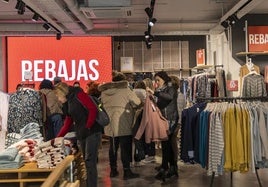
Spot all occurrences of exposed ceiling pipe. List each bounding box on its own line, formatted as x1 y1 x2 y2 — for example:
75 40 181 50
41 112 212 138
22 0 64 33
63 0 94 31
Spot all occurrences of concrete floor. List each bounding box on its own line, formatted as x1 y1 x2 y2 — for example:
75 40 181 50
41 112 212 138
96 141 268 187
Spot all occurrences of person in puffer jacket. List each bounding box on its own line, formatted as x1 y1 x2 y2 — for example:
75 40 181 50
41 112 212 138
98 72 142 180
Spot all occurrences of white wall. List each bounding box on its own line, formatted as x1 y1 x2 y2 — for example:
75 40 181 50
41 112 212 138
207 32 242 97
0 37 3 91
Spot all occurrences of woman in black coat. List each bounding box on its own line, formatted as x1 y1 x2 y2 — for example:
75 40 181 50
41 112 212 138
146 71 179 181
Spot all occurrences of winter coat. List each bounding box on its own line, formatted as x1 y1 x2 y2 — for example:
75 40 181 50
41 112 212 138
39 88 63 116
135 96 169 143
98 81 141 137
154 82 179 133
58 87 102 140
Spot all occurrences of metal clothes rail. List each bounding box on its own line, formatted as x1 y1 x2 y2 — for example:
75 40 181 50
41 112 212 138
196 96 268 103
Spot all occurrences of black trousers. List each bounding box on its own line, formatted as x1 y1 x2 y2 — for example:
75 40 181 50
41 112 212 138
109 135 132 170
161 134 177 170
80 132 102 187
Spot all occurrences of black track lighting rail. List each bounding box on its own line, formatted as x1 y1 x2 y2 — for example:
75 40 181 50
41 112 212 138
10 0 64 39
144 0 156 49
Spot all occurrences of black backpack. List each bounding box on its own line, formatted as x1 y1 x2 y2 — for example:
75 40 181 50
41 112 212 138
89 95 110 127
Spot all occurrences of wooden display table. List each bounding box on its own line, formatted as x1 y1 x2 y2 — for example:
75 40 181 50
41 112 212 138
0 162 53 187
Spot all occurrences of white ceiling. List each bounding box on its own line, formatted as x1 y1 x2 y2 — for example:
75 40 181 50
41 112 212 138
0 0 267 36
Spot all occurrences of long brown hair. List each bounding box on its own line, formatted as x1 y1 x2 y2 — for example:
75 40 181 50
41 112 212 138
85 81 101 97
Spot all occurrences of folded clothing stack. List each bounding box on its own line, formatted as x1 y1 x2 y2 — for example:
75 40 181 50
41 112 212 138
9 139 37 162
0 147 24 169
35 137 67 169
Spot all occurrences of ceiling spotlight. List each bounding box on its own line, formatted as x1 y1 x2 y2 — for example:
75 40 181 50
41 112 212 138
56 33 62 40
32 13 39 22
147 37 153 43
146 41 152 49
145 7 152 17
15 0 25 15
148 18 157 27
144 31 150 39
43 23 52 31
2 0 9 3
220 20 229 29
228 14 239 26
15 1 24 10
17 7 25 15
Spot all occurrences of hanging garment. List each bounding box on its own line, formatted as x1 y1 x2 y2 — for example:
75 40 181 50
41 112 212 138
242 73 267 97
0 91 10 152
135 96 169 143
7 89 43 133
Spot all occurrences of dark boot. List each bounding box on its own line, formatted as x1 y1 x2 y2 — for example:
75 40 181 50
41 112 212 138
110 168 119 178
123 169 140 180
165 165 178 178
155 168 166 181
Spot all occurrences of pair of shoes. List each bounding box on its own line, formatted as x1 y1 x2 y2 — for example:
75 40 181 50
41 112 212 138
123 169 140 180
110 168 119 178
142 156 156 163
134 161 145 167
165 166 178 179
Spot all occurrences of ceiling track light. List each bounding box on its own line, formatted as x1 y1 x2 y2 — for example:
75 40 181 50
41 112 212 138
144 31 150 39
144 0 156 49
32 13 39 21
17 7 25 15
15 0 25 15
220 13 239 29
146 41 152 49
56 33 62 40
145 7 152 17
228 14 239 25
15 0 24 10
148 18 157 27
43 23 52 31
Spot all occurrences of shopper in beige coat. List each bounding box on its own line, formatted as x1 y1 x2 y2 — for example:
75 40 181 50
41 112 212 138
98 72 141 180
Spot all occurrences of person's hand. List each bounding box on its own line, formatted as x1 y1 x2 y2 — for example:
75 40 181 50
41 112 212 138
146 87 154 95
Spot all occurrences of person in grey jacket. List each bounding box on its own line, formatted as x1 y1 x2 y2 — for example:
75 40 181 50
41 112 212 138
146 71 179 181
98 72 141 180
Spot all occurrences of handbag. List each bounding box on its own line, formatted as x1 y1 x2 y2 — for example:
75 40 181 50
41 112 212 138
89 96 110 127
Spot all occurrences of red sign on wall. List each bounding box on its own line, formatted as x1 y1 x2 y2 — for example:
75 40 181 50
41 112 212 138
248 26 268 52
6 36 112 93
196 49 205 66
227 80 238 91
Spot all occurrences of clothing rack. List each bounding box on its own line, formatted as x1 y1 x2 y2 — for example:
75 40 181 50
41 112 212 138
196 96 268 103
197 96 266 187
